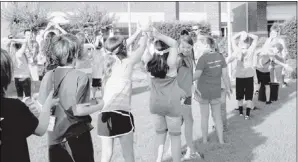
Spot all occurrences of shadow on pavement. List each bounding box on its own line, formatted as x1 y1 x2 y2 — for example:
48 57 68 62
176 81 296 162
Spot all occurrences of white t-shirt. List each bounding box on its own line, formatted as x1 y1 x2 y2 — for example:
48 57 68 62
14 50 31 78
103 57 133 110
234 49 255 78
91 49 105 79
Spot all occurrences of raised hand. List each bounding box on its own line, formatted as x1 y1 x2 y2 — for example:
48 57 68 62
151 27 159 38
46 22 54 28
54 23 61 29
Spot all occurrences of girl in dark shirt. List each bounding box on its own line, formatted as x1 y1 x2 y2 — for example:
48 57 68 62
0 48 59 162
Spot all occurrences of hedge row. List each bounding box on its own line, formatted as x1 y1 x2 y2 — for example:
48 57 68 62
131 21 211 50
281 17 297 60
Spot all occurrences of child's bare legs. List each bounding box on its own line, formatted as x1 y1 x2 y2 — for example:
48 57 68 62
210 100 224 144
119 132 135 162
167 116 182 162
155 132 166 162
170 134 182 162
220 89 228 131
199 102 210 143
164 104 195 157
154 115 168 162
161 133 182 162
182 105 196 156
100 137 114 162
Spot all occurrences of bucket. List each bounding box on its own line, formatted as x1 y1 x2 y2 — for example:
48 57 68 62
270 82 279 101
258 82 279 102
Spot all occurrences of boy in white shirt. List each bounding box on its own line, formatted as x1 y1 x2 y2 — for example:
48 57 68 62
91 34 106 100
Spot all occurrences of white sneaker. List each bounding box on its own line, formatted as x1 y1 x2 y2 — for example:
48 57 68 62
181 152 204 161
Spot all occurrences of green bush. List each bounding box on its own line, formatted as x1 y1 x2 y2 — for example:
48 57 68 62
152 21 211 40
280 17 297 79
131 21 211 50
281 16 297 60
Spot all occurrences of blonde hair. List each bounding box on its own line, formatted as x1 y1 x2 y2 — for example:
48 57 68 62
48 34 83 66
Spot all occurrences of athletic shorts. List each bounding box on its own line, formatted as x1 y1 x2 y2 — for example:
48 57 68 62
153 114 182 136
97 110 134 138
197 95 221 105
92 78 102 88
14 78 31 98
256 69 270 85
236 77 254 101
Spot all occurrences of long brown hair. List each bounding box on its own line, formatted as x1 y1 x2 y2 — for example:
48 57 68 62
179 35 195 63
147 40 170 79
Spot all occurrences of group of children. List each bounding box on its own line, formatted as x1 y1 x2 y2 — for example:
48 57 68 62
1 21 293 162
228 25 292 121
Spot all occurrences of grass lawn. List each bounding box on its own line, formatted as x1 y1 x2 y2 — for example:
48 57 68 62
6 68 296 162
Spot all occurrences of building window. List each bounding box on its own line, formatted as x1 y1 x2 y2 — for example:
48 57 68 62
267 20 285 36
221 26 228 37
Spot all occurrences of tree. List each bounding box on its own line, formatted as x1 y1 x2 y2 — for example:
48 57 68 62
66 3 118 35
1 2 49 35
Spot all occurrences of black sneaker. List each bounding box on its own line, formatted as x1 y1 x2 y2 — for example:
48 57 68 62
239 107 243 116
246 108 251 116
266 101 272 105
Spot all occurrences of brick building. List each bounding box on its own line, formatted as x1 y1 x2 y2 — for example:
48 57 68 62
1 2 297 38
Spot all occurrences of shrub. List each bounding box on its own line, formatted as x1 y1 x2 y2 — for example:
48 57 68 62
152 21 211 40
280 16 297 60
280 17 297 79
131 21 211 50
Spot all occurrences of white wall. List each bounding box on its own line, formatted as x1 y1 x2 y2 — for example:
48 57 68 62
112 12 165 23
267 4 297 20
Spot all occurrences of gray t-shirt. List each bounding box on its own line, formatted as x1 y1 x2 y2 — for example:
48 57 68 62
196 51 227 100
38 67 92 145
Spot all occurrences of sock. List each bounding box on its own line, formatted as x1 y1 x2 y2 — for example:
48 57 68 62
239 106 243 115
246 108 251 116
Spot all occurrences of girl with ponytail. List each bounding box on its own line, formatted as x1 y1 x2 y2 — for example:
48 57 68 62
142 28 186 162
175 33 203 160
97 27 147 162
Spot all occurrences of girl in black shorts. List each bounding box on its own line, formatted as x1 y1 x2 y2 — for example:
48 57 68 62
98 28 147 162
